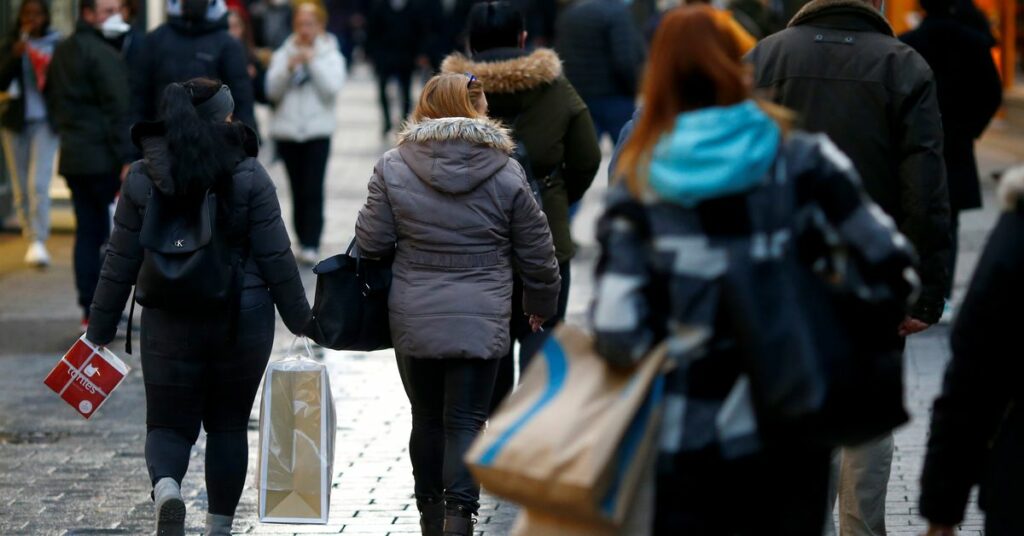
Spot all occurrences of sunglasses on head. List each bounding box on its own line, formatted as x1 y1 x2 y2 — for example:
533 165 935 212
465 72 478 87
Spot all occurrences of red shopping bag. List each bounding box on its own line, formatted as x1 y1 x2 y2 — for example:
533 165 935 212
44 335 130 419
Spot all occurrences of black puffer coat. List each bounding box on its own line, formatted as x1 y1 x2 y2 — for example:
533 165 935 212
749 0 952 324
900 16 1002 213
130 16 256 130
86 122 311 345
919 169 1024 533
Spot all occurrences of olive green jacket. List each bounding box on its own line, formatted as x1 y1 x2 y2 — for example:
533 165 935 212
442 48 601 263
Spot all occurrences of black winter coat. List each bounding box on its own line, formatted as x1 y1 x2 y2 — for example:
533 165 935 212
364 0 427 73
86 122 312 345
555 0 645 100
900 16 1002 213
749 0 951 324
919 172 1024 532
130 16 256 131
46 22 133 176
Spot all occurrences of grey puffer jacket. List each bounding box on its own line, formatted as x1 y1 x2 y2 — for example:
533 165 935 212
355 117 561 359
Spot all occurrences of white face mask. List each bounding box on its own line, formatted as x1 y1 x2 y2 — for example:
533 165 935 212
101 12 131 38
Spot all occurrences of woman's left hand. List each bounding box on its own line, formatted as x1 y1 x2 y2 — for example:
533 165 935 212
528 315 546 333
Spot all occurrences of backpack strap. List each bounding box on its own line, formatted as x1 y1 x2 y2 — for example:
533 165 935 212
125 285 137 355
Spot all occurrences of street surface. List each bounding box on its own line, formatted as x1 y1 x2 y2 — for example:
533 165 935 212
0 65 1021 535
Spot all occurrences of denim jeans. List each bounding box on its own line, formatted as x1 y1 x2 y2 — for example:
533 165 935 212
396 355 500 514
1 121 60 242
585 96 636 144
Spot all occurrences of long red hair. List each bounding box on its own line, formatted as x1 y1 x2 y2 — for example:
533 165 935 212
615 6 785 197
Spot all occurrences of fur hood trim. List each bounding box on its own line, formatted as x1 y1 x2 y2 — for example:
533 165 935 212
440 49 563 94
398 117 515 154
999 166 1024 211
789 0 894 36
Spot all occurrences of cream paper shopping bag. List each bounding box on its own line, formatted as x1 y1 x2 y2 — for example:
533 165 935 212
258 339 336 524
466 324 675 527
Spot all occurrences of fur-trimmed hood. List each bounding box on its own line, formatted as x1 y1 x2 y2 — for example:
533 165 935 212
999 166 1024 211
440 48 563 95
789 0 894 36
396 117 515 195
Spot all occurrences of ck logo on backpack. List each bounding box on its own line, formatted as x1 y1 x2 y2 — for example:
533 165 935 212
175 239 184 248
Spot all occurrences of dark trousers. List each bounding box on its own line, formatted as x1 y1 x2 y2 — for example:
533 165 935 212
585 96 636 144
654 446 831 535
140 288 275 516
376 66 413 133
65 173 121 315
396 354 500 514
948 209 960 299
277 138 331 249
490 262 571 414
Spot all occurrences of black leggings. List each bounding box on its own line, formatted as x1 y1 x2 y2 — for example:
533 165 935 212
396 355 500 514
140 288 275 516
277 138 331 250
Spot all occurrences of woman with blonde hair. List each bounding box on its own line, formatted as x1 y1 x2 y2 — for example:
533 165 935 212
593 6 917 534
355 72 561 536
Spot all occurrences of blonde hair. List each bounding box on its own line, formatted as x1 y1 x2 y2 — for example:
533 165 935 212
412 73 486 122
293 0 327 25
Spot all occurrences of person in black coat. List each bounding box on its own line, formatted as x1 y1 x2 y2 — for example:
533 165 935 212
130 0 256 131
86 79 312 536
365 0 428 135
919 167 1024 536
900 0 1002 306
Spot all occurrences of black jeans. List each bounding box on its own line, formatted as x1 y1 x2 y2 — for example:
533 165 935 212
654 446 831 535
141 288 275 516
277 138 331 250
65 173 120 315
376 66 413 133
396 355 500 514
490 261 570 413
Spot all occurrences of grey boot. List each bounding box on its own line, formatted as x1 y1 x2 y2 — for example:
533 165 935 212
205 513 234 536
153 477 185 536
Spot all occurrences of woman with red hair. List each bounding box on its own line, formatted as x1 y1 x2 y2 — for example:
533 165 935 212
593 6 917 534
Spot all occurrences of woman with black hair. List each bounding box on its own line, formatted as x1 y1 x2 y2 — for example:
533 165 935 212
85 78 313 536
0 0 61 267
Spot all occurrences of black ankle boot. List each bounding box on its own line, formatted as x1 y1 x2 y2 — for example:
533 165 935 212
417 499 445 536
443 505 476 536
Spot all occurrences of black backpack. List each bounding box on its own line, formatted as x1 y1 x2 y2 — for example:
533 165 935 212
126 188 244 352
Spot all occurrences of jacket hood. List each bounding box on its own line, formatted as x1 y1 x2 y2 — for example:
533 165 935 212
999 166 1024 211
440 48 563 94
397 117 514 195
789 0 894 36
167 13 229 35
649 100 781 207
131 121 258 196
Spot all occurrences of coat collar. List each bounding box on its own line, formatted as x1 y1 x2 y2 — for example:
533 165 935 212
789 0 895 37
440 48 563 95
999 166 1024 211
398 117 515 154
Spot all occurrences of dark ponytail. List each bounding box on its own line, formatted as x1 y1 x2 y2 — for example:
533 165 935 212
160 80 229 198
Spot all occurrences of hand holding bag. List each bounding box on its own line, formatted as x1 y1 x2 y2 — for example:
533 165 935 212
309 239 393 351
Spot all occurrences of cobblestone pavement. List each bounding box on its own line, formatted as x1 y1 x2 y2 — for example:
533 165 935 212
1 65 1022 536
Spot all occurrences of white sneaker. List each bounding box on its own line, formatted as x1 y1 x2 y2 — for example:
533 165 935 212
24 241 50 267
297 247 319 265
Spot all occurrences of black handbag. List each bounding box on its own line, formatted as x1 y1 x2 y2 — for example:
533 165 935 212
310 240 393 351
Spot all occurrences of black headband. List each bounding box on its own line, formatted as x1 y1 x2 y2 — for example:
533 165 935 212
194 85 235 122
